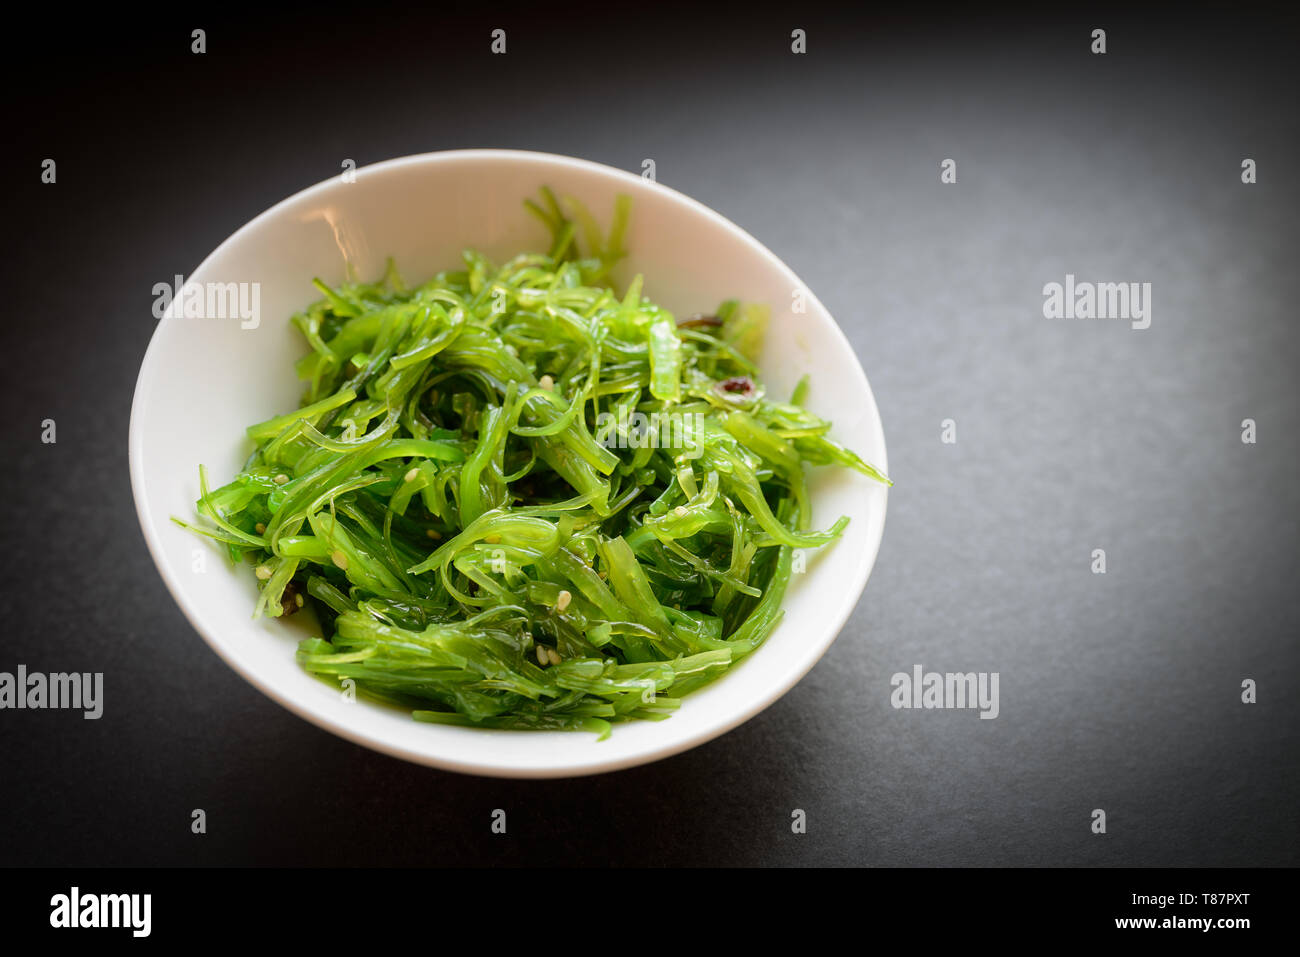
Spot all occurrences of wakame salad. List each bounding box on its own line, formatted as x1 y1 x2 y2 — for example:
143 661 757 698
179 189 889 738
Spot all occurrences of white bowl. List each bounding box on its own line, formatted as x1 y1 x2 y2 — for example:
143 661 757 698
129 150 888 778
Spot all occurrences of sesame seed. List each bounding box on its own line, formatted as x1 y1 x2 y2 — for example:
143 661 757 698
426 529 441 539
273 473 289 485
547 647 562 666
255 565 272 580
255 523 266 534
674 505 688 517
539 374 554 391
598 570 607 579
295 593 304 608
536 645 549 666
556 589 572 612
484 534 500 544
404 467 419 482
331 550 349 571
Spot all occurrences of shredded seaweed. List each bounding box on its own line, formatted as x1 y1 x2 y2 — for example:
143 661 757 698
177 190 890 738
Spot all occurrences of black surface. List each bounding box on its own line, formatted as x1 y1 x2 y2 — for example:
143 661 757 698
2 4 1296 866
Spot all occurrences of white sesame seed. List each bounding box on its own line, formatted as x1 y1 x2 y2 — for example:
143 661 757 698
539 374 554 391
426 529 441 539
555 589 572 613
547 647 562 666
484 534 500 544
254 565 272 580
295 593 304 608
674 505 688 517
273 473 289 485
331 549 349 571
255 523 266 534
404 467 419 482
536 645 549 666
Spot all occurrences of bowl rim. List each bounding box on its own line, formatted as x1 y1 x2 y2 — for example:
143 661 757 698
128 148 888 778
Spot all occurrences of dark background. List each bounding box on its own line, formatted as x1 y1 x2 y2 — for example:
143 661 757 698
2 3 1296 866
